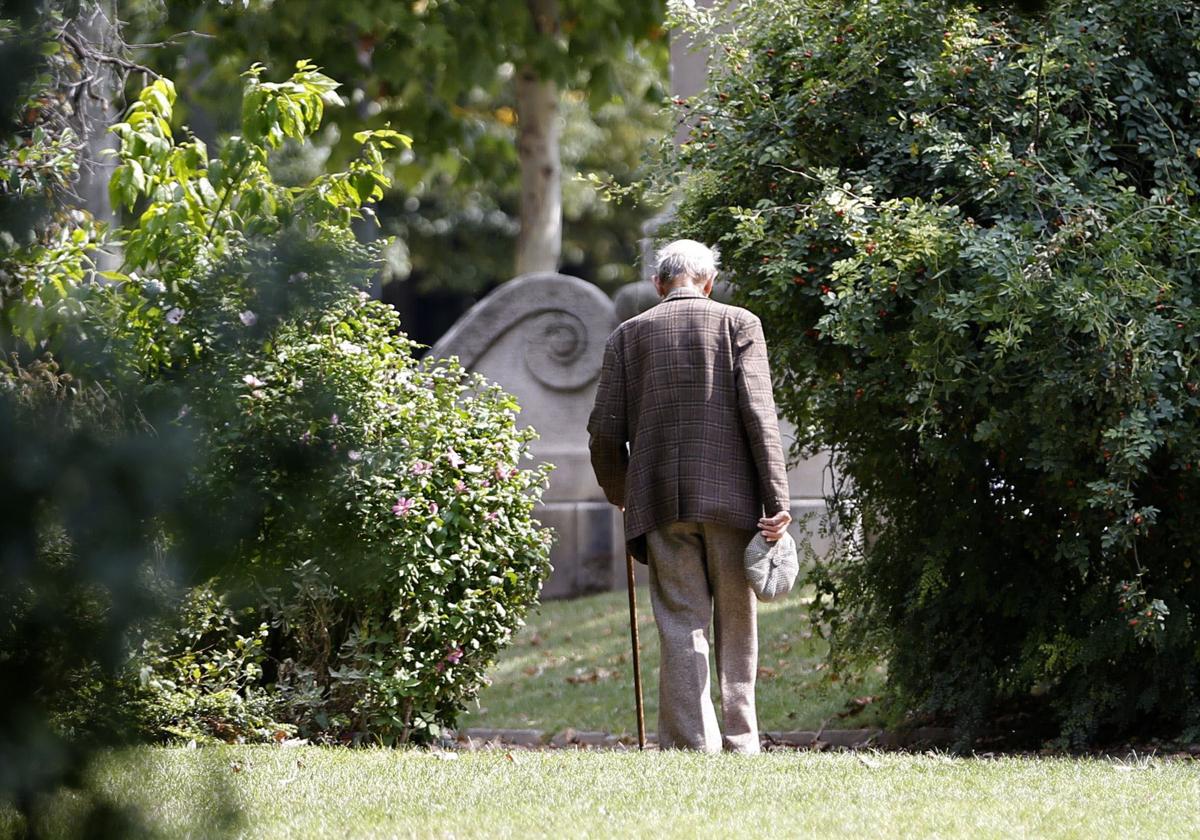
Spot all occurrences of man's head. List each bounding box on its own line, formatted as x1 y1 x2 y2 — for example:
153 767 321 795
653 239 719 298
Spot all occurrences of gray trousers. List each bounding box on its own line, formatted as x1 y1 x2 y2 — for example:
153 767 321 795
646 521 759 754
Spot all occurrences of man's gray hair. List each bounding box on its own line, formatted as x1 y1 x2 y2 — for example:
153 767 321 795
655 239 720 286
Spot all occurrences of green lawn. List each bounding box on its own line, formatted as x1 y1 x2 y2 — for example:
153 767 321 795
460 586 885 736
12 747 1200 839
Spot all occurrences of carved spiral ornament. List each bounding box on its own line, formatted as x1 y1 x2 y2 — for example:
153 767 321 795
426 272 616 393
524 311 602 391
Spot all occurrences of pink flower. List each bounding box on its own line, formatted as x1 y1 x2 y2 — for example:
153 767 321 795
495 464 515 481
480 479 490 489
410 460 433 476
392 496 415 517
242 374 265 388
454 480 467 494
445 647 463 665
165 307 185 325
348 450 362 462
428 501 439 516
299 431 312 444
485 511 499 522
446 449 464 468
239 310 258 327
330 413 340 426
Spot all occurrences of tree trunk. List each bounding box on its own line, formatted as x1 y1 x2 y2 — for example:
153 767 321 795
73 1 122 271
514 0 562 276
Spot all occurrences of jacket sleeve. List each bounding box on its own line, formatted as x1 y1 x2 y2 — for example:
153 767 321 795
733 315 791 516
587 332 629 508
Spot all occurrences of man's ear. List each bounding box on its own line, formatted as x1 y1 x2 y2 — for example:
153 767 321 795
653 277 666 298
701 276 715 297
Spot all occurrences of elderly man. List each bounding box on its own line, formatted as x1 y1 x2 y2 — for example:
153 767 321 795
587 239 792 754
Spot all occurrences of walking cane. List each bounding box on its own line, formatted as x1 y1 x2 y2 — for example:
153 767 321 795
625 551 647 750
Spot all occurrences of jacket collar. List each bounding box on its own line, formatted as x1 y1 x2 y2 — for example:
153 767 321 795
662 286 708 302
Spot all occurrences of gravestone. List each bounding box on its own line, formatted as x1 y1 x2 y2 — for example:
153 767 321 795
428 273 621 598
429 271 835 599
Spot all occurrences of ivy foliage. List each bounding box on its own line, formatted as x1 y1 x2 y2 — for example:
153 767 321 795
667 0 1200 744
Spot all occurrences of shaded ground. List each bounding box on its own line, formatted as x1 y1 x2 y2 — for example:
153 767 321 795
460 586 886 736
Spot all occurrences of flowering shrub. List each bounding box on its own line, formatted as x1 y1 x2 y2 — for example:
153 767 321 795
666 0 1200 744
73 64 552 744
190 294 551 743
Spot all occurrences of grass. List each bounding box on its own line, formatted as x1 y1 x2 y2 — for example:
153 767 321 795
11 747 1200 839
460 586 885 736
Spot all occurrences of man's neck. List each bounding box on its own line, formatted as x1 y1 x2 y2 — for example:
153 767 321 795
662 283 707 299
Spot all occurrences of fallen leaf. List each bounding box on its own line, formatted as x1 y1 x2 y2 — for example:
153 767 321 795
838 695 876 718
757 666 777 680
566 667 619 685
857 754 882 769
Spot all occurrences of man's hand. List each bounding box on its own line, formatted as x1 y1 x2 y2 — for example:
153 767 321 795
758 510 792 542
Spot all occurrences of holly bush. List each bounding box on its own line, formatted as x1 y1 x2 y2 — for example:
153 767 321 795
666 0 1200 744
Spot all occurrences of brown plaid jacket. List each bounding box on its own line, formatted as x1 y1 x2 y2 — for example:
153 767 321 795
588 286 790 563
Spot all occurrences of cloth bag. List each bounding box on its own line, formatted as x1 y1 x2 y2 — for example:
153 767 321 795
743 530 799 602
